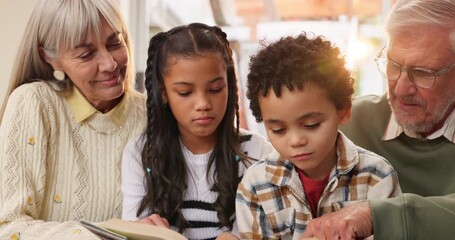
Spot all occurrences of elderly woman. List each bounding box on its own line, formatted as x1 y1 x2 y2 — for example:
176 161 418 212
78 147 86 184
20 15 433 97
0 0 146 238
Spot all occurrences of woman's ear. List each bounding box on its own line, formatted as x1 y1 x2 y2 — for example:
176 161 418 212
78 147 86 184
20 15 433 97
39 46 59 69
339 107 351 125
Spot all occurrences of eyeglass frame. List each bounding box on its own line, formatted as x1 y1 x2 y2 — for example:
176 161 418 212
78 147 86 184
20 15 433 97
374 46 455 89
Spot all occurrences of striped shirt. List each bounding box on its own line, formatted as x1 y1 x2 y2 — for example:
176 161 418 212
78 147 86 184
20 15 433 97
236 132 401 240
121 129 274 240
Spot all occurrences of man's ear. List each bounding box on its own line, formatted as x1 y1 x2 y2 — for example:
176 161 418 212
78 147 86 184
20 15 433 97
39 46 59 69
339 107 352 125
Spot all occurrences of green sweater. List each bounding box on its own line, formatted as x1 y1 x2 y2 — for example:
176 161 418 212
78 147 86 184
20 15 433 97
340 94 455 240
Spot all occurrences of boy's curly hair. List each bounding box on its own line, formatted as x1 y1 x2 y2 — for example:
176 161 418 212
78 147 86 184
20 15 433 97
246 33 355 122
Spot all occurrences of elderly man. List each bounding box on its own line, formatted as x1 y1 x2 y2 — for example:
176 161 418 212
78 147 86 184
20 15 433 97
301 0 455 239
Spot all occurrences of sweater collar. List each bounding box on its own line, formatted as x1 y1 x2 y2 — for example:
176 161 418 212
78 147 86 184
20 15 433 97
265 131 359 187
66 87 128 127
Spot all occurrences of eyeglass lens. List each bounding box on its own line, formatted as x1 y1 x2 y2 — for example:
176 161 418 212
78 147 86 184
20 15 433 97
377 60 435 88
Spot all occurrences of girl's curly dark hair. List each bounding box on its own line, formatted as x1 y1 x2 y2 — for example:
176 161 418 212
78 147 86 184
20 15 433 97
247 33 355 122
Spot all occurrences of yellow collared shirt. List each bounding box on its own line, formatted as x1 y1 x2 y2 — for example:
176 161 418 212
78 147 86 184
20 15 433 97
66 87 128 127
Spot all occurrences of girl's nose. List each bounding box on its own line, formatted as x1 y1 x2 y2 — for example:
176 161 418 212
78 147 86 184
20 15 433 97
195 94 211 111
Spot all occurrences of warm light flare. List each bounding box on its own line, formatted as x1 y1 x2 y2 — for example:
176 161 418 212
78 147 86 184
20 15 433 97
346 39 374 70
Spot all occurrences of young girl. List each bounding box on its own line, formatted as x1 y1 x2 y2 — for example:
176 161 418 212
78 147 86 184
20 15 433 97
121 23 273 240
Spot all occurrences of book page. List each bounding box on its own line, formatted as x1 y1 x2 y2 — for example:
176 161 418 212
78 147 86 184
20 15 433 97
80 220 127 240
99 218 188 240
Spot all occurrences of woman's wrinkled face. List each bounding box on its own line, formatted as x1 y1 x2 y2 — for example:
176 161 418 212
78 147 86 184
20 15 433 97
49 19 129 112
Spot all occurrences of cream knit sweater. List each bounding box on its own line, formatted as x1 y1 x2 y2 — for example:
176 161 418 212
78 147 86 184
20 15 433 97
0 82 146 239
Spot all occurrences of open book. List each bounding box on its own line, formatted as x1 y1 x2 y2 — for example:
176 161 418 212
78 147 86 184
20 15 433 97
81 218 188 240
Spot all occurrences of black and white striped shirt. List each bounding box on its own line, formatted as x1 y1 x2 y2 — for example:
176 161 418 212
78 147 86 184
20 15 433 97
122 129 273 240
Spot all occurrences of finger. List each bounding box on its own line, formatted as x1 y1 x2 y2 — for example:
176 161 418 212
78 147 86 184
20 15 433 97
161 217 170 228
148 214 169 228
136 217 154 225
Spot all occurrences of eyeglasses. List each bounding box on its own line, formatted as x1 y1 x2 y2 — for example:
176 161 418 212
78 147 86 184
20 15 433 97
374 47 455 89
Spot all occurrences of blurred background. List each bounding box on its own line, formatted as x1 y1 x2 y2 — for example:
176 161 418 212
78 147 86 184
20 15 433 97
0 0 396 133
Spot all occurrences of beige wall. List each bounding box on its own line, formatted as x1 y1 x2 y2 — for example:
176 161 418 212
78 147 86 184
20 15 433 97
0 0 38 105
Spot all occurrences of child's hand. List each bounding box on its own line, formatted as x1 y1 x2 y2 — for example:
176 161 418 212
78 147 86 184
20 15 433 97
215 232 239 240
136 214 170 228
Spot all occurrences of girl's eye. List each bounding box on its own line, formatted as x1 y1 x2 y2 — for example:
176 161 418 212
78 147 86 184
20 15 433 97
209 88 222 93
209 85 225 93
177 92 191 97
304 122 321 129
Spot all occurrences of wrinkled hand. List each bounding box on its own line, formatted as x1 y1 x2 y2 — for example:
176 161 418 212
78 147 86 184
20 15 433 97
301 201 373 240
136 213 170 228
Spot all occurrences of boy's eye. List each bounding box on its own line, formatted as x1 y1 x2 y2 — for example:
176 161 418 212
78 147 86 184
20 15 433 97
303 122 321 129
270 128 286 135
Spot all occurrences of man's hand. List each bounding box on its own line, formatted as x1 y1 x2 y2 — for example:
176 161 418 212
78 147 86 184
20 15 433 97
136 213 170 228
301 201 373 240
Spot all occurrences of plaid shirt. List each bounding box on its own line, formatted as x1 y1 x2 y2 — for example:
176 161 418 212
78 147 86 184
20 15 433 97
236 132 401 240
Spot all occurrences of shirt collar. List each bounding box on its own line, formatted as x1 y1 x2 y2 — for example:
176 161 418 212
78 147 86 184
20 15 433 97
383 108 455 143
66 87 128 127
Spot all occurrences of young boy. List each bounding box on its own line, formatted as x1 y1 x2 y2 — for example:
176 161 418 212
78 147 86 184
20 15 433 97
236 33 401 240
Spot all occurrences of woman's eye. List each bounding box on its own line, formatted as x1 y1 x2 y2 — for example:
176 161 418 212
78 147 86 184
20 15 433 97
108 39 123 49
79 51 95 60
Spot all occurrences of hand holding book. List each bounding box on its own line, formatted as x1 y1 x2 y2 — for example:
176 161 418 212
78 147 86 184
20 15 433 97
81 218 187 240
135 214 170 228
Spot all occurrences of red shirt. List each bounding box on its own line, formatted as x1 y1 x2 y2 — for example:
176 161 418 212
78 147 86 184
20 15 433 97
297 168 330 217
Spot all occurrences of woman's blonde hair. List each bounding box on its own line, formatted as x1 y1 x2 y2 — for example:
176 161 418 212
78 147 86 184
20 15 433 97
0 0 135 121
